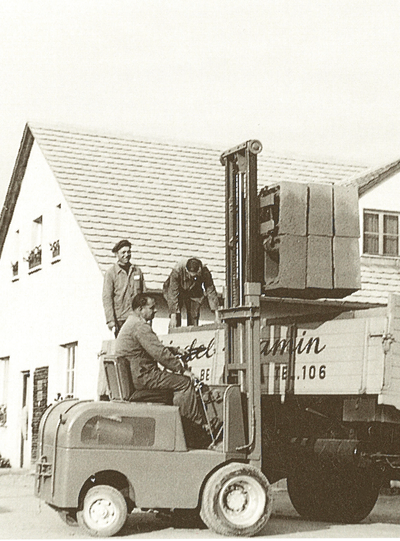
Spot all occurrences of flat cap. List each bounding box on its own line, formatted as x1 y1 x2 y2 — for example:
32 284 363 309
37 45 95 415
112 239 131 253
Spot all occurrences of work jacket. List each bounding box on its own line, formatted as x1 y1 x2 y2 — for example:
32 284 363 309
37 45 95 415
115 313 183 382
163 258 219 314
102 262 145 327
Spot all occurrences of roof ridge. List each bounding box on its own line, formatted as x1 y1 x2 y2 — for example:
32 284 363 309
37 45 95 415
339 155 400 192
27 120 221 153
28 120 371 169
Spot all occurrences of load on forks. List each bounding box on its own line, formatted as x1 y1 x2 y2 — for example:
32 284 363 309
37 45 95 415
35 140 400 537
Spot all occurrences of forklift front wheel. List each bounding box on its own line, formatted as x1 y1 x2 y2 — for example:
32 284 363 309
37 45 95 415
77 485 128 537
200 463 272 537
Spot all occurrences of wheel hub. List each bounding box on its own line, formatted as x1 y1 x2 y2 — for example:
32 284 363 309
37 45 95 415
90 499 115 525
225 484 248 513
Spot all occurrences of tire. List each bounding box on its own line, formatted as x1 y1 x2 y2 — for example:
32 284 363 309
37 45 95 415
76 485 128 537
288 466 381 523
200 463 272 537
56 509 78 527
287 467 325 520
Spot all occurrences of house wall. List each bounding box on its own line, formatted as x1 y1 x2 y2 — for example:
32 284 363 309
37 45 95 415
359 171 400 260
360 171 400 214
0 142 108 467
0 141 216 468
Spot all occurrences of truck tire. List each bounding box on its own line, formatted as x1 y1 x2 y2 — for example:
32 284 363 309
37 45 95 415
287 466 380 523
200 463 272 537
77 485 128 537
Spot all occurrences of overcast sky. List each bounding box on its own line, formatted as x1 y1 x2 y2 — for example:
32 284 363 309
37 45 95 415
1 0 400 205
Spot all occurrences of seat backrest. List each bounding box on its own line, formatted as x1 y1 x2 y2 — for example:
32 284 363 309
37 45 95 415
103 356 134 401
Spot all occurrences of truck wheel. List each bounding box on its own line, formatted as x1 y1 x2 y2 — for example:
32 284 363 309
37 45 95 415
288 467 380 523
77 485 128 537
200 463 272 537
287 468 324 520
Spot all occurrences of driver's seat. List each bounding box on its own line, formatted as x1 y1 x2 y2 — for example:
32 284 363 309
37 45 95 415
103 356 173 404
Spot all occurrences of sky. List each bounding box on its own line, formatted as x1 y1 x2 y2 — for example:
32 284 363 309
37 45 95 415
1 0 400 206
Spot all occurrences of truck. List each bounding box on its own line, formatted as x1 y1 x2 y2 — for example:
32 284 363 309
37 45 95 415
35 140 400 536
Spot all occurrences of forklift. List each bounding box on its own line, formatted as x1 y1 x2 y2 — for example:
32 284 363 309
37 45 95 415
35 140 273 537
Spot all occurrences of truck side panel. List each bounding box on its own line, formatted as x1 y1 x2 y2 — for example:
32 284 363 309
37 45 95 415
379 294 400 409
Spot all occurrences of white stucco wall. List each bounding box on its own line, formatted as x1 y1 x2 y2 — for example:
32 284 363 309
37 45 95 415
0 142 109 467
360 171 400 214
0 142 216 468
358 171 400 260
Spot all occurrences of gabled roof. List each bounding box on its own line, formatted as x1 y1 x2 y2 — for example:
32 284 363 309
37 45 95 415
0 122 385 295
340 156 400 195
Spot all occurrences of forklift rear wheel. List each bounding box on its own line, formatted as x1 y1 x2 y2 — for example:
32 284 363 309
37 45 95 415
77 485 128 537
200 463 272 536
287 466 381 523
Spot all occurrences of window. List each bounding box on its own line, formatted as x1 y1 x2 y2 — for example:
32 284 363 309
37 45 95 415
0 358 9 426
81 415 155 447
363 210 399 256
28 216 43 269
62 342 77 397
51 204 61 260
11 230 19 279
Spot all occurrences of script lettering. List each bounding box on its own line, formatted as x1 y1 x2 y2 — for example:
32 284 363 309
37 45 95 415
261 331 326 357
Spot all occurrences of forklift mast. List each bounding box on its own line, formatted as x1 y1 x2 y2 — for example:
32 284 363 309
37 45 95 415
220 140 263 467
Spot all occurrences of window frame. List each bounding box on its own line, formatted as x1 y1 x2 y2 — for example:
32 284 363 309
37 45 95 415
62 342 77 397
0 358 10 427
363 209 400 257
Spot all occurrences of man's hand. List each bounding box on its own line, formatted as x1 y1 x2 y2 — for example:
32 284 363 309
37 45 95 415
182 368 196 381
214 310 221 324
108 322 115 332
168 345 185 357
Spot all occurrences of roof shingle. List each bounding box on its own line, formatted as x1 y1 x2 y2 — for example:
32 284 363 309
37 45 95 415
27 123 370 292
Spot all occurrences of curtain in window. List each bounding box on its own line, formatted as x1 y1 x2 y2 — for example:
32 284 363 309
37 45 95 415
363 212 379 254
384 215 399 256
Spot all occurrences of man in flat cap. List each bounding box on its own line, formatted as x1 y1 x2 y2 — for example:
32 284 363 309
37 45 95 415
102 240 146 337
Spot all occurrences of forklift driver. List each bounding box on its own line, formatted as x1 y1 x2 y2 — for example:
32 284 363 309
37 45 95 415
115 293 209 446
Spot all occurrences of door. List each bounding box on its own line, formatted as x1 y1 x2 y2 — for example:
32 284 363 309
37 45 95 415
20 371 30 468
31 367 49 462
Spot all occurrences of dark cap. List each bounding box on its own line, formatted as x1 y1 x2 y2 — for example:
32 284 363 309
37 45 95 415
112 239 131 253
186 258 202 272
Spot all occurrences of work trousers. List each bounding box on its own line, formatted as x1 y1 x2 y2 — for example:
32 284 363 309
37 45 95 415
134 368 204 427
114 319 127 338
164 291 203 326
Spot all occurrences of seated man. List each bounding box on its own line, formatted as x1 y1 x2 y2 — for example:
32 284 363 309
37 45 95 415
115 293 207 446
163 257 220 328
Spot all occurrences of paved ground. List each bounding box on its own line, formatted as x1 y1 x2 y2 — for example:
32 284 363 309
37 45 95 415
2 470 400 538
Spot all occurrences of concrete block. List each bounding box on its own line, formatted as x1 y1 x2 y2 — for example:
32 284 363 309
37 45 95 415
333 236 361 289
308 183 333 236
279 182 308 236
307 236 333 289
334 184 360 237
264 235 307 290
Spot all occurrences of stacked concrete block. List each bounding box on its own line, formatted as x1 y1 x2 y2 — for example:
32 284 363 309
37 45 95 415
259 181 360 298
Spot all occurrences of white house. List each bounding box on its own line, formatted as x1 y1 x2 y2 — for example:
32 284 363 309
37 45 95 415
0 122 400 468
